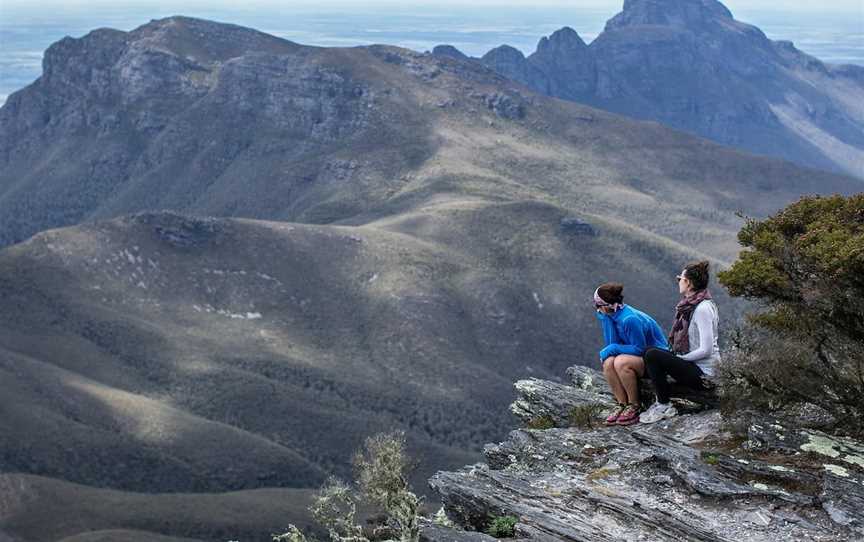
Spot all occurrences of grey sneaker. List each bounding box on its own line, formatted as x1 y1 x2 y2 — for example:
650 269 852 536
639 402 677 424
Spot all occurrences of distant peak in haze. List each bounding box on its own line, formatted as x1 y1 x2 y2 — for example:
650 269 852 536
481 44 527 63
536 27 587 54
606 0 734 31
431 44 468 60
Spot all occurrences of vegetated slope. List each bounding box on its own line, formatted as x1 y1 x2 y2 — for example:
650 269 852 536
0 207 690 489
457 0 864 178
0 473 314 542
0 16 858 260
0 206 699 539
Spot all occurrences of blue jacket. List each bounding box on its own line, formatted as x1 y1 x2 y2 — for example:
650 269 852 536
596 304 669 361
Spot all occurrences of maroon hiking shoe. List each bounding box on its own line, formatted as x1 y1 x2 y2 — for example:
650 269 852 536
605 403 627 425
615 404 641 426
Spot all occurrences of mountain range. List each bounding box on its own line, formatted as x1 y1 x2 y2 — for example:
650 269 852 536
0 5 861 541
433 0 864 178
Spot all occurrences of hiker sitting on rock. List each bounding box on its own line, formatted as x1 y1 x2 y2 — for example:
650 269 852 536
639 261 720 424
594 282 669 426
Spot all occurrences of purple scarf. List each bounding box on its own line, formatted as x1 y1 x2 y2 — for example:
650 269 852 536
670 289 712 354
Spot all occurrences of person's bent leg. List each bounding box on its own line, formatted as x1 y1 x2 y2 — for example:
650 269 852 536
663 353 706 392
645 348 705 403
641 349 705 424
613 354 645 406
612 355 644 425
644 348 674 404
602 357 628 405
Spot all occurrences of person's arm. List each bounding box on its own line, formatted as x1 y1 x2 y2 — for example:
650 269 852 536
612 316 649 357
680 303 715 361
596 311 621 361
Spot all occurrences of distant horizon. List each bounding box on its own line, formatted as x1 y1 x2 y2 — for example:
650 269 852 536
1 0 862 106
2 0 863 12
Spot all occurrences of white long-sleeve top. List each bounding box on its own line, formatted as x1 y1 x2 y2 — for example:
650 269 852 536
678 300 720 376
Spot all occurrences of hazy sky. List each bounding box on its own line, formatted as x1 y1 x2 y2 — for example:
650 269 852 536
1 0 863 11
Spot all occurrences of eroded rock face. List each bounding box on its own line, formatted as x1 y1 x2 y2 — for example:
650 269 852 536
429 367 864 540
0 17 418 246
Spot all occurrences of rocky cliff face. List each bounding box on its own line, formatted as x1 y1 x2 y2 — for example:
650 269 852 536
439 0 864 178
428 366 864 541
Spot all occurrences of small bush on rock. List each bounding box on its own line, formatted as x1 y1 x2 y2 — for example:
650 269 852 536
485 515 518 538
567 404 604 428
273 432 422 542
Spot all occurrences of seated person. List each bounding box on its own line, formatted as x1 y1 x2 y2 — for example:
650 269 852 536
640 261 720 424
593 282 670 426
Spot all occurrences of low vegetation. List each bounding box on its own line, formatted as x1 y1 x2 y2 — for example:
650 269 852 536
274 431 422 542
718 194 864 436
525 415 556 430
484 515 518 538
567 404 605 428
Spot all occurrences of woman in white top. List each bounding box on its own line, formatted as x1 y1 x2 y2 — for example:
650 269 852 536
639 261 720 424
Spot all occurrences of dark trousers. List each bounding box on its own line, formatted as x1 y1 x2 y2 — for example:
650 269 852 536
644 347 706 404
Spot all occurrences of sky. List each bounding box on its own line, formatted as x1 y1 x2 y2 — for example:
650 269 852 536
1 0 863 11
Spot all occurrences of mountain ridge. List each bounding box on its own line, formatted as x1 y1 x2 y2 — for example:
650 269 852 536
1 15 858 257
0 12 861 538
438 0 864 178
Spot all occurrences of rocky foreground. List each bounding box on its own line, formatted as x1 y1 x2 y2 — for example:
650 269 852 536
426 367 864 541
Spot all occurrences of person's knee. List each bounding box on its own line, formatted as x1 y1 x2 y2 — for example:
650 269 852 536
644 348 661 365
615 355 644 375
643 351 658 371
602 356 617 373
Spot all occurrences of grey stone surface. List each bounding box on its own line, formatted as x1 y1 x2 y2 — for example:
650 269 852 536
431 368 863 541
419 522 498 542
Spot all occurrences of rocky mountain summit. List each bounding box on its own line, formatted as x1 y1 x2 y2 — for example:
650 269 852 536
438 0 864 178
0 15 859 256
428 366 864 541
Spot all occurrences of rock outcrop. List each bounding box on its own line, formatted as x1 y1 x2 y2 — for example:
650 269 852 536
428 366 864 541
447 0 864 178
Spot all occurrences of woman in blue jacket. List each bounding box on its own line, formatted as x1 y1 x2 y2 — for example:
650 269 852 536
594 282 669 425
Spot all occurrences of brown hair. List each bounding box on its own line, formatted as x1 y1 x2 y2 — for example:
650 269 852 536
597 282 624 304
683 261 710 291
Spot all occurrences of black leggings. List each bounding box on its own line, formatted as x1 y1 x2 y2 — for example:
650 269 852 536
643 348 706 404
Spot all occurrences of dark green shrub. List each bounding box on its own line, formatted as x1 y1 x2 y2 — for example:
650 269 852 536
485 515 518 538
718 194 864 435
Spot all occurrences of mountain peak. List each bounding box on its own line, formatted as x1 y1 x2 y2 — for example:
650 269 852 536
605 0 734 31
481 44 526 63
129 15 299 62
536 27 587 54
432 44 468 60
